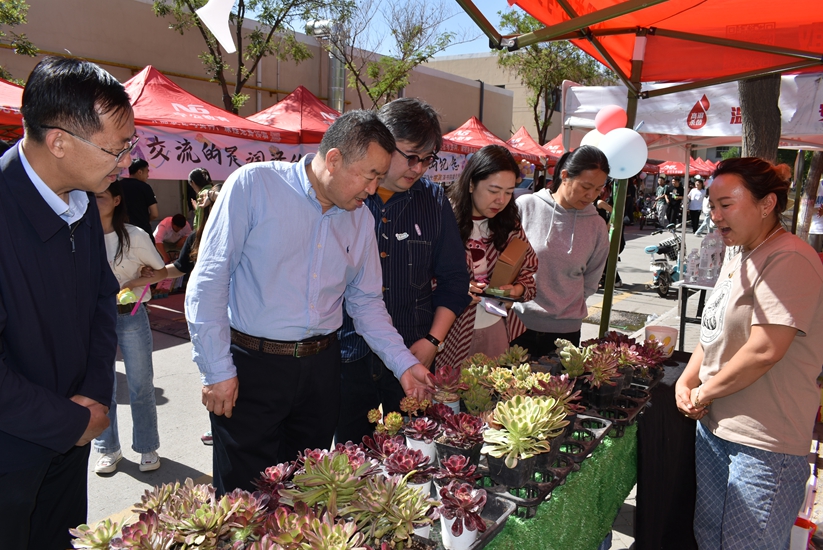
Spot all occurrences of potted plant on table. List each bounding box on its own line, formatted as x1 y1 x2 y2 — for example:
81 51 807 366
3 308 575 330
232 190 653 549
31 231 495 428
481 395 568 487
533 373 586 444
428 363 469 414
582 348 621 410
384 447 438 498
438 480 487 550
436 412 486 467
432 454 481 493
496 345 529 368
404 417 440 464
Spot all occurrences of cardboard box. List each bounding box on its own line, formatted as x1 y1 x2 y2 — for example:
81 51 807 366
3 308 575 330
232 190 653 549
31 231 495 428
489 238 529 288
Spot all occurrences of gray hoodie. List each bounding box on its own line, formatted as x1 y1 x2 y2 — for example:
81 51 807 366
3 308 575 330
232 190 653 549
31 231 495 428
513 189 610 333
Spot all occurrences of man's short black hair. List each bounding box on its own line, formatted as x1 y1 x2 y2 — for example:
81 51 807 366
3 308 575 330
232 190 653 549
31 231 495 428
129 158 149 175
171 214 186 229
318 110 395 164
378 98 442 153
21 56 132 143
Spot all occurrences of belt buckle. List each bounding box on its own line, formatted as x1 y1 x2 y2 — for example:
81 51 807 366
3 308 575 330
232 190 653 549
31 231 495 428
293 343 303 358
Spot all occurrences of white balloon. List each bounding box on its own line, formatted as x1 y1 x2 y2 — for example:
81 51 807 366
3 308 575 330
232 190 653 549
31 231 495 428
196 0 237 53
580 129 604 148
597 128 648 179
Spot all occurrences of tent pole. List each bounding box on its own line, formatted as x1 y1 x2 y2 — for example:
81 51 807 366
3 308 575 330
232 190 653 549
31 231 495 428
599 36 643 337
452 0 503 48
678 147 692 317
792 150 806 234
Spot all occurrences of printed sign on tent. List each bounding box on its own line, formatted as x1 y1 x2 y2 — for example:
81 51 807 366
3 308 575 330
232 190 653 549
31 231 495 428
424 152 466 184
132 126 311 181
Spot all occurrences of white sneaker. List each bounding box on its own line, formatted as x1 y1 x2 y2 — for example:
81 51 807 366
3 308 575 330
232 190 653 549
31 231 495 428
139 451 161 472
94 450 122 474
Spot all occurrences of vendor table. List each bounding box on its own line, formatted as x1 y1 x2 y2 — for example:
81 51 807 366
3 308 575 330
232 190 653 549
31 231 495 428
486 351 698 550
672 281 714 351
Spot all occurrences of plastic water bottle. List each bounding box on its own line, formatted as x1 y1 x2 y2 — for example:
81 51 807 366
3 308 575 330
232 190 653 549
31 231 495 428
710 230 726 280
686 248 699 283
697 234 714 283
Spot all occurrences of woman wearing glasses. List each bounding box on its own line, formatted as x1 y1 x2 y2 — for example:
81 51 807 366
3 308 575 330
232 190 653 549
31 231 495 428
92 179 168 475
437 145 538 367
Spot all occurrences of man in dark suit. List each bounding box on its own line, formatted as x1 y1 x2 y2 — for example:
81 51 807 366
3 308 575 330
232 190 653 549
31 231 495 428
0 56 135 550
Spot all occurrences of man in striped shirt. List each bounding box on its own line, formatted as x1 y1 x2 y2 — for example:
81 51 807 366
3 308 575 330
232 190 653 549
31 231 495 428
336 98 471 444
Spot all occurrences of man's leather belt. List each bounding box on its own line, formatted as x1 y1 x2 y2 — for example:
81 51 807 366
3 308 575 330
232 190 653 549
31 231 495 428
117 303 138 314
230 329 337 358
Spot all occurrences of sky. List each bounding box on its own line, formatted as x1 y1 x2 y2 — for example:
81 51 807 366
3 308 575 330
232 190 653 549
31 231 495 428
434 0 512 57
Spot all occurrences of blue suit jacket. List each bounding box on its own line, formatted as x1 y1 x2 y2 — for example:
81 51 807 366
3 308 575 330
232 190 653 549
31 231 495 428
0 147 118 473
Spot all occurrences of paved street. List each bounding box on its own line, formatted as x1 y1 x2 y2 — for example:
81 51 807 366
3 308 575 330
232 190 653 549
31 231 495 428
87 219 712 530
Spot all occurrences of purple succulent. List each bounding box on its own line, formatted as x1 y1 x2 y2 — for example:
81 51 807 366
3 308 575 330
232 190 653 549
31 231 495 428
428 363 469 394
441 412 485 449
384 447 437 484
532 374 586 414
433 454 480 484
361 432 407 461
439 480 487 536
425 402 456 423
404 416 441 444
253 462 296 508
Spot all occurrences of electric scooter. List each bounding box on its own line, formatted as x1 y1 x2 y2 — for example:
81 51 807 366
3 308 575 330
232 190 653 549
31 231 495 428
645 224 682 297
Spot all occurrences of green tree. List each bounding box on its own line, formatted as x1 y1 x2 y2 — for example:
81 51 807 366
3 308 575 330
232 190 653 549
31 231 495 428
496 10 613 145
322 0 468 110
153 0 350 113
0 0 38 83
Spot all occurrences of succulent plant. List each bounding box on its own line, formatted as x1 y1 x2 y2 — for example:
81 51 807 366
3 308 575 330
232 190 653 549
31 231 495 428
368 409 404 436
424 401 455 424
634 339 667 376
334 441 376 471
584 347 620 388
440 412 486 449
70 519 121 550
482 395 568 468
170 492 238 549
532 373 586 414
461 352 497 370
582 330 635 347
282 451 373 517
458 371 495 415
555 339 593 378
399 396 431 418
260 502 316 549
361 432 406 462
438 480 487 537
429 363 469 402
403 416 441 444
384 447 437 484
253 461 297 507
118 510 175 550
433 454 481 485
299 513 366 550
344 472 440 547
223 489 271 543
497 345 530 368
132 480 182 514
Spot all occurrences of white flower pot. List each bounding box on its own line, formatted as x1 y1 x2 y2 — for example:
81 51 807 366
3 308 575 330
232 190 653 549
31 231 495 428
438 398 461 415
406 436 437 464
440 515 478 550
413 523 431 539
408 479 432 499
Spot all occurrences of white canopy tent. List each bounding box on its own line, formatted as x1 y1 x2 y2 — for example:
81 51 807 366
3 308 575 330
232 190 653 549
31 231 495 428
561 74 823 277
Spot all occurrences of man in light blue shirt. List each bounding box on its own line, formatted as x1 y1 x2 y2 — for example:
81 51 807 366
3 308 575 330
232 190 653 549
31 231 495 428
186 110 433 493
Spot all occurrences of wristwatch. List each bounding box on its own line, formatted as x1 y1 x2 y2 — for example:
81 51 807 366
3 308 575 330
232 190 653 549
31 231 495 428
425 333 445 353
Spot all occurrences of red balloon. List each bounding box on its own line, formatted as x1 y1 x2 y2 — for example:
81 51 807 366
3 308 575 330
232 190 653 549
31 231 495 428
595 105 628 135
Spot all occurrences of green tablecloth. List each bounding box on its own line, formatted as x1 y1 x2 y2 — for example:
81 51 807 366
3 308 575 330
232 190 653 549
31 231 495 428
487 424 638 550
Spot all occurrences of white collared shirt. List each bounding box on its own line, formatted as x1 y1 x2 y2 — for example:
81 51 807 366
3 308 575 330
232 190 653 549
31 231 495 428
18 142 89 225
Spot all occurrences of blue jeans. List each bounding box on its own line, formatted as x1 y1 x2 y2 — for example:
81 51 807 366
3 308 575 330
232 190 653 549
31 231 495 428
93 304 159 454
695 215 714 236
694 422 808 549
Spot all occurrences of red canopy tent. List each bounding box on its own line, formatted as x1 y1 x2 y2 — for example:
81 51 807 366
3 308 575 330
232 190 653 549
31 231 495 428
0 78 23 140
507 126 560 165
658 161 702 176
691 157 714 176
543 134 565 158
247 85 339 144
123 66 301 180
443 117 540 164
124 66 297 144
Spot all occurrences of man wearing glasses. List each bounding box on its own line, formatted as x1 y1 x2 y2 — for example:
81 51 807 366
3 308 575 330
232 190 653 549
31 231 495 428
0 57 135 549
335 98 470 444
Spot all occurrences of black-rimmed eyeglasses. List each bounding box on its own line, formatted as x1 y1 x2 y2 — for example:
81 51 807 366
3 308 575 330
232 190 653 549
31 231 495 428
40 125 139 164
395 148 438 169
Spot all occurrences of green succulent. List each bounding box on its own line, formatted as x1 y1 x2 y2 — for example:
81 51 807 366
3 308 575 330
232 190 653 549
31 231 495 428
497 345 530 368
132 480 182 514
458 368 495 415
261 503 316 549
299 513 366 550
482 395 569 468
70 519 120 550
461 352 498 370
282 452 372 517
172 494 238 549
556 339 593 378
343 473 439 548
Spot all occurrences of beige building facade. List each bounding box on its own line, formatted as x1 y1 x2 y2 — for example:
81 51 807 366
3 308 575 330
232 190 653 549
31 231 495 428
1 0 512 218
426 52 562 145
